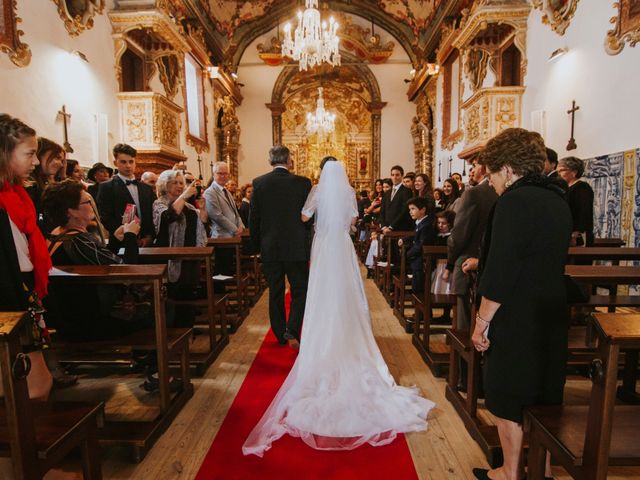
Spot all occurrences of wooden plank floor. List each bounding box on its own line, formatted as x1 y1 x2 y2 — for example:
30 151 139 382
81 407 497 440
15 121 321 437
1 268 639 479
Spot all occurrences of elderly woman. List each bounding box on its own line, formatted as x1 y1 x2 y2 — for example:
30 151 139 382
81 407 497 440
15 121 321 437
153 170 208 301
470 128 571 480
558 156 594 247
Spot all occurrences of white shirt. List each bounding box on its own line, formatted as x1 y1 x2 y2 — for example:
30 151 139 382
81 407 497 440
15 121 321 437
415 216 427 227
118 173 141 218
9 218 33 272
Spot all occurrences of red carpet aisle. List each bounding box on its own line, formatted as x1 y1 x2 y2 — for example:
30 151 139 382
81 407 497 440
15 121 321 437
195 301 420 479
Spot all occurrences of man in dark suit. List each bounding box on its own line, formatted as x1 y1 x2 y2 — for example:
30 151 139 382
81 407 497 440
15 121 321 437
381 165 413 234
250 145 312 346
96 143 155 251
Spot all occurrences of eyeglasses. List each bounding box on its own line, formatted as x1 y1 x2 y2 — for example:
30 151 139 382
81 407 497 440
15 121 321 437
79 199 92 206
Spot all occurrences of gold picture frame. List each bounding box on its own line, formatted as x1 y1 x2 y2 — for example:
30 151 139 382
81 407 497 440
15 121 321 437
606 0 640 55
51 0 105 36
1 0 31 67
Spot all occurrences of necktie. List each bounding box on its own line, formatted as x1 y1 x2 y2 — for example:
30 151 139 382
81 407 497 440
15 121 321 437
391 186 398 201
125 179 138 186
223 188 238 217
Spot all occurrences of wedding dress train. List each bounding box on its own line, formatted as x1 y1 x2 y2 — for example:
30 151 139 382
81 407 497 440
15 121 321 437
242 162 434 457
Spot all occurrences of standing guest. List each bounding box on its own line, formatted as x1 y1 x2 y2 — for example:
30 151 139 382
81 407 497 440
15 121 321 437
27 137 66 234
364 179 383 223
66 159 83 182
397 196 436 295
441 177 461 213
558 156 594 246
239 183 253 228
0 113 53 400
433 188 444 210
452 172 465 194
402 173 415 191
141 171 158 192
381 166 413 234
470 128 571 480
87 161 112 198
432 210 455 300
413 173 431 198
153 170 208 320
543 147 559 178
357 190 371 219
226 178 240 206
204 161 244 275
183 171 196 186
250 145 312 345
96 143 155 250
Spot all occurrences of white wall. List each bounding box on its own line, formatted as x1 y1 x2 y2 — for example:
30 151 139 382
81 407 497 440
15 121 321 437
523 1 640 159
236 18 417 185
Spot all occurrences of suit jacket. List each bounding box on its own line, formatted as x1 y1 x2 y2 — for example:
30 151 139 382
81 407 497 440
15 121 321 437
405 215 437 272
380 184 413 231
446 179 497 293
203 183 244 238
96 176 155 246
250 168 312 262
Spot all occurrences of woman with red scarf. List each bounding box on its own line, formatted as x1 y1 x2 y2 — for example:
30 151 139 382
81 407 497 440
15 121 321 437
0 113 53 400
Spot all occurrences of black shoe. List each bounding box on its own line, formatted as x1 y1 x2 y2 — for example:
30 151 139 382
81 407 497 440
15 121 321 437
141 375 183 393
283 330 299 341
472 468 490 480
277 337 287 346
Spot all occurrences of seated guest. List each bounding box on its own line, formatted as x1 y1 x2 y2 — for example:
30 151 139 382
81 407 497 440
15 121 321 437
558 156 594 246
86 161 112 199
239 183 252 228
398 196 436 294
96 143 155 250
153 170 208 306
470 128 571 480
27 137 66 234
0 113 53 400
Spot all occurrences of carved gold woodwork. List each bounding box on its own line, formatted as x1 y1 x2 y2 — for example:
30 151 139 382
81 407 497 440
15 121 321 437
459 86 525 159
117 92 186 171
532 0 580 36
412 89 435 179
1 0 31 66
156 54 181 98
51 0 105 36
214 96 241 181
336 12 395 64
465 49 490 92
606 0 640 55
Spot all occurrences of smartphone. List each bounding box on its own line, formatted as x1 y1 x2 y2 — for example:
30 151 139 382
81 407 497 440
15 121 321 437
122 203 137 224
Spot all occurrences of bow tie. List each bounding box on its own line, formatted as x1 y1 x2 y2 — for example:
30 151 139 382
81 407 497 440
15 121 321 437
124 179 138 186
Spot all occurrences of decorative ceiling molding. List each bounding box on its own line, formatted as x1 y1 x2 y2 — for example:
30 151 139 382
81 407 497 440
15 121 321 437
377 0 445 37
1 0 31 67
532 0 579 36
605 0 640 55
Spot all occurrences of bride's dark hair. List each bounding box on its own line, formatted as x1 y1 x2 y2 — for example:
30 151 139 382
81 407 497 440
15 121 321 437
320 156 338 170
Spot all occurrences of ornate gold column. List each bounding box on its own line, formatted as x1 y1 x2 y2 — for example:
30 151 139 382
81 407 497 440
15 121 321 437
369 101 386 181
266 103 286 145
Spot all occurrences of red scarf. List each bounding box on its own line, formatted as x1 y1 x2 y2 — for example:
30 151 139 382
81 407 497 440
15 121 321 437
0 181 51 298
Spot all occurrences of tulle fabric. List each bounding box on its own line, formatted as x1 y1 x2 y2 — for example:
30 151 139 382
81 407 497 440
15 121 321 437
242 162 435 457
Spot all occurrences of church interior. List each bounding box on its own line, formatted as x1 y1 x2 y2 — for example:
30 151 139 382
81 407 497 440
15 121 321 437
1 0 640 478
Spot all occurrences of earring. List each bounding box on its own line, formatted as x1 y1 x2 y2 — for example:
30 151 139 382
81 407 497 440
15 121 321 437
505 178 513 188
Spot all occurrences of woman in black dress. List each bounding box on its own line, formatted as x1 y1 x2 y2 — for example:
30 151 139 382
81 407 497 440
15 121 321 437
558 156 594 246
471 128 571 480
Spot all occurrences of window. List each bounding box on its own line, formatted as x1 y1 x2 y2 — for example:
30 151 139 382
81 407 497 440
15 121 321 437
184 53 206 141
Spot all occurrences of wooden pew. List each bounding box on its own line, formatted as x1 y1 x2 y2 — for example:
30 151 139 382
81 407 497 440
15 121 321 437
392 242 413 331
49 264 193 462
593 238 625 248
378 231 414 305
526 313 640 480
207 237 250 331
133 247 230 375
411 245 457 376
0 312 103 479
445 264 640 467
239 230 265 304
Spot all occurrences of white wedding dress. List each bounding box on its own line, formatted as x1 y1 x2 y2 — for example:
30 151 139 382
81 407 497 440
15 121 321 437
242 162 434 457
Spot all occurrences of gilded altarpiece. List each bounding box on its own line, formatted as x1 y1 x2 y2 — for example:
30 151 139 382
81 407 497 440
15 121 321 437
271 63 383 191
117 92 185 174
411 77 437 184
214 95 241 181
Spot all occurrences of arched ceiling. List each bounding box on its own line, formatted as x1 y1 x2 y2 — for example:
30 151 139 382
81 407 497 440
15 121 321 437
180 0 471 69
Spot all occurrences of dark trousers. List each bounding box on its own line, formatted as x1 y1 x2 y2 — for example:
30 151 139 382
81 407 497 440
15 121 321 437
262 261 309 341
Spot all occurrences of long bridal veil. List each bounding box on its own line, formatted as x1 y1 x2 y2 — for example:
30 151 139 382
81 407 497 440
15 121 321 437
242 161 434 457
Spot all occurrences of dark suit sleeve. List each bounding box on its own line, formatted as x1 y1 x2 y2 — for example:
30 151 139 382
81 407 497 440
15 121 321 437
249 179 261 252
138 184 155 239
446 189 477 270
96 181 118 234
389 188 412 230
379 192 389 226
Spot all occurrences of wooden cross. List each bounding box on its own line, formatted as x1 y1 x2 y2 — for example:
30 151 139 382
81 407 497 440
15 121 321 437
437 159 441 182
566 100 579 151
57 105 74 153
197 155 203 180
448 156 453 177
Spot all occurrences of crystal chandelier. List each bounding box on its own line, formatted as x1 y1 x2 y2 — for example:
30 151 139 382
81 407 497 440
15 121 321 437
306 87 336 138
282 0 341 71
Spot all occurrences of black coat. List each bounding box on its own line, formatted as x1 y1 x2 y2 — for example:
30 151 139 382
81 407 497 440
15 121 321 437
380 184 413 231
0 209 29 310
478 175 572 423
250 168 312 262
567 181 594 246
96 176 155 248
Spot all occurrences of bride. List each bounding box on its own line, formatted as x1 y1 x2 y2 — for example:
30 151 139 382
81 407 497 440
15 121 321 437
242 158 434 457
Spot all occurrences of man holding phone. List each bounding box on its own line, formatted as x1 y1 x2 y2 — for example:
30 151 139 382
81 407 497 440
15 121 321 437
96 143 155 251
